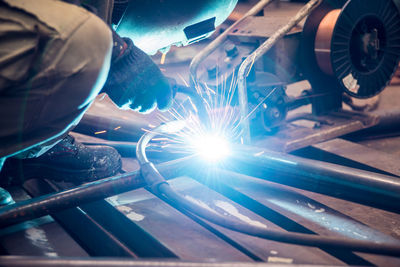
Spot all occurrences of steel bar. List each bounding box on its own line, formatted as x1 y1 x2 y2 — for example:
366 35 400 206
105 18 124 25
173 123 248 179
189 0 274 84
345 109 400 140
22 179 139 258
236 0 321 143
0 256 343 267
229 145 400 211
0 157 192 229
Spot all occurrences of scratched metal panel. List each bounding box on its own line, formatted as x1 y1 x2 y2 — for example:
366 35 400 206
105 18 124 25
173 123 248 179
106 184 252 261
164 177 344 265
199 169 400 266
0 187 88 257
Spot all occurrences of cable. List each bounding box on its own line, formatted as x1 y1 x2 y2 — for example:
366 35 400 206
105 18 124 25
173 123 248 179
136 123 400 257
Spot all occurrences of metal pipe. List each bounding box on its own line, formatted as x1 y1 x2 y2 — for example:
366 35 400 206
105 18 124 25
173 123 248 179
229 145 400 210
0 157 192 229
0 256 337 267
345 109 400 139
189 0 274 84
236 0 321 143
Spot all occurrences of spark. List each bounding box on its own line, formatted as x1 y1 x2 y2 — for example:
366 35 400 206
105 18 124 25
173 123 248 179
244 87 277 121
160 52 167 65
94 130 107 135
145 60 278 163
246 54 257 77
231 86 278 133
152 72 239 162
152 138 170 141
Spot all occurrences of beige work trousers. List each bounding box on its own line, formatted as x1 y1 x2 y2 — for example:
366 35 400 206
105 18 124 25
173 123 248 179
0 0 112 161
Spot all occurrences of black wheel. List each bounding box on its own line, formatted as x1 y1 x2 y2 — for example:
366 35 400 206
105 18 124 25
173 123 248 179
331 0 400 98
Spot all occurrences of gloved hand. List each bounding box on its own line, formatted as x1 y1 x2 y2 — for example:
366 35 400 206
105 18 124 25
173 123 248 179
103 34 173 113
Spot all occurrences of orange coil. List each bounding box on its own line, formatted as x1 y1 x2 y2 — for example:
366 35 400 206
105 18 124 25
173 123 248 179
314 9 341 76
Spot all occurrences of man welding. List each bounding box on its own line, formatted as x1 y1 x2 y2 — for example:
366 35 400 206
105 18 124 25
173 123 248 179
0 0 237 204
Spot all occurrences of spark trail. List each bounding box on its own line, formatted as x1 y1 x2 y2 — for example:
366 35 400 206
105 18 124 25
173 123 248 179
143 64 276 158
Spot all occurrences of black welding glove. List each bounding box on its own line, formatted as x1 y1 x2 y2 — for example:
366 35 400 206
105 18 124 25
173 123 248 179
103 33 173 113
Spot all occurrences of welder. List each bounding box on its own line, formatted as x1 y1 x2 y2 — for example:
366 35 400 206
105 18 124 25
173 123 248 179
0 0 237 204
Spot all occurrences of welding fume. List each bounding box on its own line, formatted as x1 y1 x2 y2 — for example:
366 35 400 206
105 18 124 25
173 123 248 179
0 0 238 205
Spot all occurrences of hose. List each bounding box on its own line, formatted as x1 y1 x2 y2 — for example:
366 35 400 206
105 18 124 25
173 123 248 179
136 123 400 257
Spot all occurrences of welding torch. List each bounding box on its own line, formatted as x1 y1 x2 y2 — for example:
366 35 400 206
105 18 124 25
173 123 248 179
170 81 211 130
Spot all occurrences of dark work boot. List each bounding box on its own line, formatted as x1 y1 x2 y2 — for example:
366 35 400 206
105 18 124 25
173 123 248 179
0 135 122 185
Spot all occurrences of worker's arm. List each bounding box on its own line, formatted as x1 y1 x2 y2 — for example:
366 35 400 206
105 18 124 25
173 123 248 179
102 32 173 113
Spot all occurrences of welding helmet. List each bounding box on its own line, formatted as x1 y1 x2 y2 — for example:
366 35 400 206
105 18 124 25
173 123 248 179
115 0 238 55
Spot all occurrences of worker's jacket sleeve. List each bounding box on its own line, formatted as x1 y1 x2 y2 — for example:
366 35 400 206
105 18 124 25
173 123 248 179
0 0 112 158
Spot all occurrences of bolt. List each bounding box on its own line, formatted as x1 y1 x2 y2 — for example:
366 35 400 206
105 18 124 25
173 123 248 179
224 43 238 58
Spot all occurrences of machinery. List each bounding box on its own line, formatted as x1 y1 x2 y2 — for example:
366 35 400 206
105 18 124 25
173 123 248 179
191 0 400 151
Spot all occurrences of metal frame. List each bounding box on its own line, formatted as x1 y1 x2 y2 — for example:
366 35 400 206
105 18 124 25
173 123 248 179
236 0 321 143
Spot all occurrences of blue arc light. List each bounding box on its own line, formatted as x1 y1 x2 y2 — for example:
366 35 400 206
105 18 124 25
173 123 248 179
191 134 230 162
